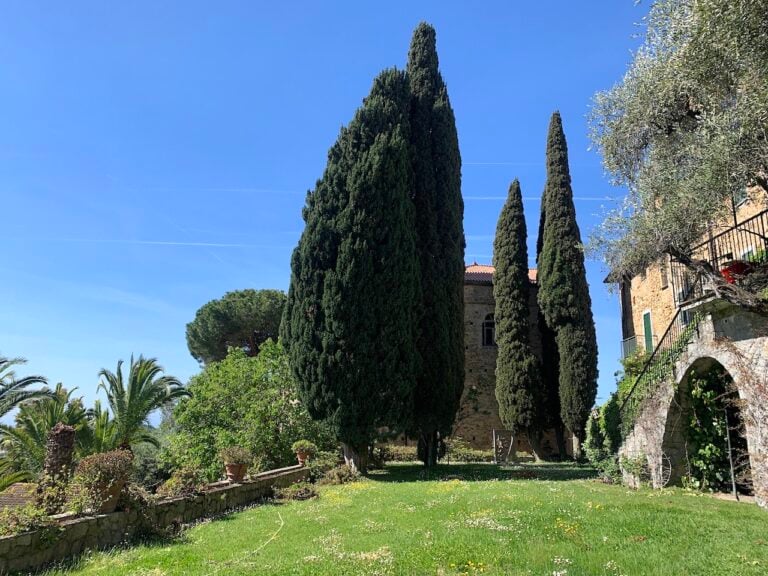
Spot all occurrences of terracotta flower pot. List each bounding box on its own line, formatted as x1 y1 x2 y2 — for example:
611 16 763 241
225 463 248 483
296 451 309 466
96 479 126 513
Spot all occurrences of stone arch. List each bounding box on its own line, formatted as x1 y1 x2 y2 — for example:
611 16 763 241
662 354 754 493
621 306 768 506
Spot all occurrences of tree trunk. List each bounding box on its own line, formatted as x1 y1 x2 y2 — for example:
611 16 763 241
571 433 582 461
555 423 567 460
342 443 368 474
527 429 544 463
418 430 440 467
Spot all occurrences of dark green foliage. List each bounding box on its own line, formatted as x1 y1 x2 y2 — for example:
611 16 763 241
538 309 564 451
536 178 566 456
600 393 622 454
282 69 420 467
186 289 286 365
406 22 465 465
537 112 598 441
493 179 542 437
684 367 748 492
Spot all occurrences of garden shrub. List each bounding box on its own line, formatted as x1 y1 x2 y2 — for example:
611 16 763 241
156 466 207 498
307 450 340 483
584 400 623 484
275 481 317 501
319 464 360 485
67 449 133 514
378 444 418 463
165 344 336 481
444 437 493 463
291 440 318 458
0 503 58 538
218 446 252 465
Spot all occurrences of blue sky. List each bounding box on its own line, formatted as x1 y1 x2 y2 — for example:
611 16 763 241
2 2 643 417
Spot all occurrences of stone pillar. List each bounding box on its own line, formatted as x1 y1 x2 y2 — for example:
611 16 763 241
36 422 76 514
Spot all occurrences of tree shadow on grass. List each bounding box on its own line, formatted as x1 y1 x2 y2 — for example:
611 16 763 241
365 462 597 483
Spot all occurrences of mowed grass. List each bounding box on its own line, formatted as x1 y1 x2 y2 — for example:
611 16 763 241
41 463 767 576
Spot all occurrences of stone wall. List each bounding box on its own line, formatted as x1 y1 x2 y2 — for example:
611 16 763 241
453 281 570 457
620 301 768 508
0 465 308 574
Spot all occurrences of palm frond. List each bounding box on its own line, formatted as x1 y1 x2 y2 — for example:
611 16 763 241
0 355 52 418
98 355 188 449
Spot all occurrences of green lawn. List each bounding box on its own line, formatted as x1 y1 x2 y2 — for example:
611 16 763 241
41 463 767 576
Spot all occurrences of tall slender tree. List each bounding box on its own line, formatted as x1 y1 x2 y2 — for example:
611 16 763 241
406 22 465 466
537 112 598 457
493 179 543 460
536 181 566 458
281 69 419 472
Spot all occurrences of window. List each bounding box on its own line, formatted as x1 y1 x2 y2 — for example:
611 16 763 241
659 260 669 289
482 314 496 347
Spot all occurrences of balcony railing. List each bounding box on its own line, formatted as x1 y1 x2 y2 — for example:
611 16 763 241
620 336 638 359
669 208 768 305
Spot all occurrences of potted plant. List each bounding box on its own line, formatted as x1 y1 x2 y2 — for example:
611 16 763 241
69 449 133 514
719 259 754 284
219 446 252 483
291 440 318 466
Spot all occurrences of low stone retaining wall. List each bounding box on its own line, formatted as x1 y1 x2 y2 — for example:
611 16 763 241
0 464 307 574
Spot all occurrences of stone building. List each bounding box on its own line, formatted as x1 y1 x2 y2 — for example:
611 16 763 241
453 263 568 457
610 189 768 507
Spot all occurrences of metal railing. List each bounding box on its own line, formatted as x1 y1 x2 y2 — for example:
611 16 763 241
619 276 703 435
620 336 638 359
620 209 768 435
669 209 768 303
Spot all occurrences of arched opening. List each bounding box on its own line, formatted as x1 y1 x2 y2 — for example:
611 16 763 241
662 357 753 495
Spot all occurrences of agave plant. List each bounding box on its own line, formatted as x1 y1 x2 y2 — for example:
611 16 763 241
98 355 190 450
0 356 52 418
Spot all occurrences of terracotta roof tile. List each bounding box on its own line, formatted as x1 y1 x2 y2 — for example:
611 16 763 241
464 263 537 284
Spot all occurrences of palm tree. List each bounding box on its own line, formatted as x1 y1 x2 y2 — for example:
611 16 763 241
0 356 53 418
98 355 190 450
80 400 117 454
0 458 29 492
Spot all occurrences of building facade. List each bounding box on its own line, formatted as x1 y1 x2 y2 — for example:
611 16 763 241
453 263 567 457
617 190 768 359
610 188 768 507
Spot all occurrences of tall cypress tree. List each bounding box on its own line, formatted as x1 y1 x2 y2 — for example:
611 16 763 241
406 22 465 467
281 69 419 472
536 181 566 458
537 111 598 457
493 178 544 460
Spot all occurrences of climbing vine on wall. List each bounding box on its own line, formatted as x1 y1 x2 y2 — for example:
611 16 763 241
684 367 749 493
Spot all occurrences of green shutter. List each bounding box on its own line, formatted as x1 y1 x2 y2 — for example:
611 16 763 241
643 312 653 352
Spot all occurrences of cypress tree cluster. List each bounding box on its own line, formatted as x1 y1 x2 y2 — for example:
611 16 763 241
406 23 465 467
281 69 420 471
282 24 464 471
492 179 543 459
537 112 599 455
